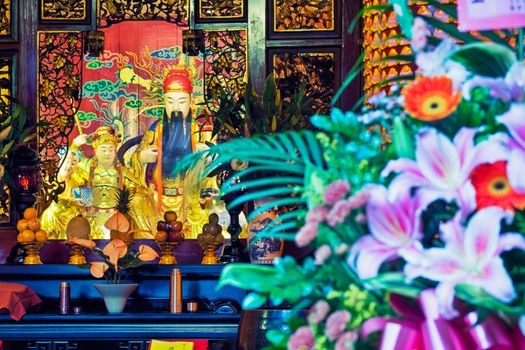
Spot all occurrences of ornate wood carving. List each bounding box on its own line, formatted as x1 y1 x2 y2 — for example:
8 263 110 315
40 0 88 22
197 0 245 21
271 49 338 114
204 30 247 100
37 31 83 210
98 0 188 28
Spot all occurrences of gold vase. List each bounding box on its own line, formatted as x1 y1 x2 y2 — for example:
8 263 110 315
156 242 179 264
201 243 220 264
21 242 44 264
67 242 87 264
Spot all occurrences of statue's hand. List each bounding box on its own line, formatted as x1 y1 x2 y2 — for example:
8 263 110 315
200 188 218 200
139 147 158 164
72 134 89 148
199 188 218 209
59 151 79 180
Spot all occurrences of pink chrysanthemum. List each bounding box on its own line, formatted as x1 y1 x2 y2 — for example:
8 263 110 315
306 205 328 224
308 299 330 325
327 200 352 227
325 310 351 341
314 245 332 265
346 189 371 209
324 180 351 205
287 325 314 350
334 331 358 350
295 223 318 247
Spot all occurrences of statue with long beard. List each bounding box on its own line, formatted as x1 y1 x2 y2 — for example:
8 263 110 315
130 67 217 239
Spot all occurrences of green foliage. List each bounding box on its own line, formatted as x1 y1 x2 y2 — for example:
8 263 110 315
175 130 328 235
392 116 414 159
0 98 45 183
199 75 315 141
363 273 426 298
218 257 314 307
448 42 517 77
455 284 525 315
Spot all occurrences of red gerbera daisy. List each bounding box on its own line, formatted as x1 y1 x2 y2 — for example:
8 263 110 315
470 161 525 212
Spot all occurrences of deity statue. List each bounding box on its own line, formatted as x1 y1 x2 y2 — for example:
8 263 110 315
41 126 156 239
130 66 217 238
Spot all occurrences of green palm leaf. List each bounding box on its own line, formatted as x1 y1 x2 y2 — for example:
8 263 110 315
176 131 328 236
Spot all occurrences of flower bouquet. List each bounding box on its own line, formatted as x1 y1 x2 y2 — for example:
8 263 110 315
176 2 525 349
71 213 158 284
72 219 158 314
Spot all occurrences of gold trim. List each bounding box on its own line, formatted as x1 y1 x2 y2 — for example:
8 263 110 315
98 0 190 24
273 0 335 32
0 183 10 223
0 0 12 36
40 0 87 21
198 0 244 19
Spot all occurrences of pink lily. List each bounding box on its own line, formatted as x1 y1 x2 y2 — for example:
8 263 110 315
104 212 130 233
497 104 525 193
138 245 159 261
405 207 525 318
382 127 506 218
348 185 423 279
102 238 128 271
90 261 109 278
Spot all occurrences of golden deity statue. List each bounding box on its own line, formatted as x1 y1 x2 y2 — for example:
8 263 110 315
41 126 156 239
130 66 218 238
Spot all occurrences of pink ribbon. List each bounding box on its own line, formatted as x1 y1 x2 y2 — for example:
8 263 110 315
361 289 518 350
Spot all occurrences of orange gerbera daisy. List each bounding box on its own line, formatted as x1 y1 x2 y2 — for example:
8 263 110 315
471 161 525 213
403 76 461 121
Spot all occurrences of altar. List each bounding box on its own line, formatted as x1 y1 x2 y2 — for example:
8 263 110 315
0 264 244 350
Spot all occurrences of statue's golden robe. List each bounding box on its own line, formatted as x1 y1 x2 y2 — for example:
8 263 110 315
131 119 217 239
41 157 156 239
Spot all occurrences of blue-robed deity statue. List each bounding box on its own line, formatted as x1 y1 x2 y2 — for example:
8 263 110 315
129 66 217 238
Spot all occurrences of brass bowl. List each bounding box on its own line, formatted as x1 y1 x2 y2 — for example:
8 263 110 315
66 241 87 265
200 242 221 265
20 241 45 264
156 241 180 264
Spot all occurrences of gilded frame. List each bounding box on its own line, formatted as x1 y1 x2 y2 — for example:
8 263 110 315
267 47 341 113
195 0 247 23
0 0 17 42
267 0 340 39
39 0 91 24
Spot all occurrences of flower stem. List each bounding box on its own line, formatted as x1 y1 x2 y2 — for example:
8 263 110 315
519 28 524 62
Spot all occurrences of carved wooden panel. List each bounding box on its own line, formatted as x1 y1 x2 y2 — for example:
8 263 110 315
0 0 16 41
269 0 338 38
98 0 188 27
37 31 83 210
197 0 245 21
204 30 247 100
270 48 339 114
40 0 89 23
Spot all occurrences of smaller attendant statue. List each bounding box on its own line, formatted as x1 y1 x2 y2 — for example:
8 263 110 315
41 126 156 239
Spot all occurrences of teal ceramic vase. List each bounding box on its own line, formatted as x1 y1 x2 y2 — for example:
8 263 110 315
93 283 138 314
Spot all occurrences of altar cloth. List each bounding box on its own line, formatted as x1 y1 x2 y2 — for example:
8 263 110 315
0 282 41 321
